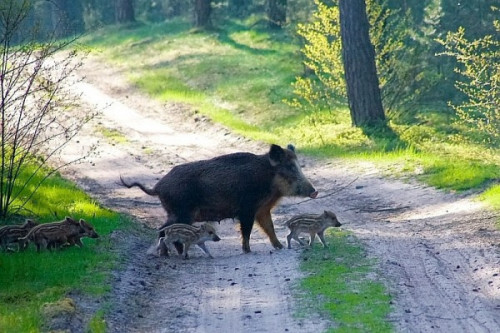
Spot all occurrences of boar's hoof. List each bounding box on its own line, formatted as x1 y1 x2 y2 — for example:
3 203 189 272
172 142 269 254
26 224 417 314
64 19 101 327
273 242 284 250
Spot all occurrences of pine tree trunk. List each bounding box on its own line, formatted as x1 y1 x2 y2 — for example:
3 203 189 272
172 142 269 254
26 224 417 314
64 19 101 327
339 0 385 127
53 0 85 36
267 0 287 29
194 0 212 28
115 0 135 23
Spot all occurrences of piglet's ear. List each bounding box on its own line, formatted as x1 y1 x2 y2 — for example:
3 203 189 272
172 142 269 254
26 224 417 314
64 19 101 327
287 144 295 152
269 144 285 166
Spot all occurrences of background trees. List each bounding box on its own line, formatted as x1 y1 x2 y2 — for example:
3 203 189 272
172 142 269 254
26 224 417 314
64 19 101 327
4 0 498 161
339 0 385 127
5 0 497 135
115 0 136 23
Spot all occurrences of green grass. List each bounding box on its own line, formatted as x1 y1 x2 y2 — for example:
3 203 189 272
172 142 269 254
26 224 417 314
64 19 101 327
0 166 133 332
297 231 392 332
96 125 129 144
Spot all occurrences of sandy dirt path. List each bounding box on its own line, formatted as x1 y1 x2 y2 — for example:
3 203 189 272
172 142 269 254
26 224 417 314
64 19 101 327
59 56 500 332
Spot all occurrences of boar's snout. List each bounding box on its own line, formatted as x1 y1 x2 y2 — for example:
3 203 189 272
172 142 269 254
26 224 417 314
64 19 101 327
212 234 221 242
298 181 317 198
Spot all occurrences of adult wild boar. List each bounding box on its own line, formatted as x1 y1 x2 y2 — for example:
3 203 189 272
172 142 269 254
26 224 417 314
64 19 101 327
120 144 318 253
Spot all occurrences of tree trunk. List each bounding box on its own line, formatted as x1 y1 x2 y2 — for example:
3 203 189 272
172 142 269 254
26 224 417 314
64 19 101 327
53 0 85 36
267 0 287 29
115 0 135 24
339 0 385 127
194 0 211 28
229 0 247 18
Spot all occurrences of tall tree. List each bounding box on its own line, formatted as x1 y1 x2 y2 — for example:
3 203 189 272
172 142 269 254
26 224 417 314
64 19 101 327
339 0 385 127
115 0 135 23
52 0 85 37
267 0 287 29
194 0 211 28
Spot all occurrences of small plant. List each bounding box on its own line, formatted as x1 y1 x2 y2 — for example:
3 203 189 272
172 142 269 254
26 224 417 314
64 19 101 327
0 0 95 220
437 13 500 145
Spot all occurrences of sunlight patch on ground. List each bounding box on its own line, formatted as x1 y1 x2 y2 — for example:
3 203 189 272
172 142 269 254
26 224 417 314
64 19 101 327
395 198 484 222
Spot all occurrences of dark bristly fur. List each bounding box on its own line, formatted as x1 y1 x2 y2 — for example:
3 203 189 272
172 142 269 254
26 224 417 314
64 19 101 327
120 144 317 254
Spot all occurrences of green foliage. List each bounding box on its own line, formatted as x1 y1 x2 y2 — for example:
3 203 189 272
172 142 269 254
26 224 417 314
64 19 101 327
298 231 392 332
289 0 439 122
286 0 345 115
437 19 500 144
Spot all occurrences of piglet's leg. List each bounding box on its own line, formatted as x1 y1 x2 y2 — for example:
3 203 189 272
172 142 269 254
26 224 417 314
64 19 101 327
308 233 317 247
196 242 214 258
317 231 328 248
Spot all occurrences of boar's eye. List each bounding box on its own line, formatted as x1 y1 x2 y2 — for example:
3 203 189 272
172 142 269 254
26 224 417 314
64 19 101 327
208 231 213 235
279 161 299 180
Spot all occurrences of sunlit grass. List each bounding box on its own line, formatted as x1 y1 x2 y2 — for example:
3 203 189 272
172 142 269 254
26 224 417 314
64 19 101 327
88 309 107 333
481 185 500 210
297 231 392 332
96 126 129 144
0 165 132 332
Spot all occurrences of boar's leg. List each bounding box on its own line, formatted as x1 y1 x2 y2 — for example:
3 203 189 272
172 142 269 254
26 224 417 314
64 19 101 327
256 210 284 250
239 213 255 253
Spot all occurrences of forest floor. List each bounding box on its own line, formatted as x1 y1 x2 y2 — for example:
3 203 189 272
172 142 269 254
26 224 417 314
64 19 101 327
58 56 500 332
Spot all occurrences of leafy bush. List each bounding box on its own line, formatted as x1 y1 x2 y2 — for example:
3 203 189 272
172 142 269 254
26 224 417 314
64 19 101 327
437 19 500 145
288 0 439 121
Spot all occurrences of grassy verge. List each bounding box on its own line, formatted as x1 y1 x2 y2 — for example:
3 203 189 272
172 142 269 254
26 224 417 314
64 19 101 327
297 231 392 332
0 168 132 332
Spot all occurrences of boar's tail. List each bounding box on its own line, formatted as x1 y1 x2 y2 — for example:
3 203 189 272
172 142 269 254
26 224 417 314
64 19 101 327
119 175 157 196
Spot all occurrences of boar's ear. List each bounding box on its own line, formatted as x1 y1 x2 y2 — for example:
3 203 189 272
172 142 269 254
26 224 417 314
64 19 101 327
269 144 285 166
286 144 295 152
